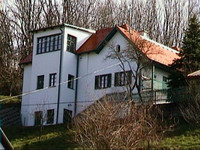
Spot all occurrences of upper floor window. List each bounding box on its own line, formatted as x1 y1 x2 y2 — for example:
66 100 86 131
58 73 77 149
114 71 132 86
95 74 112 89
49 73 57 87
116 45 121 52
37 75 44 89
162 76 168 89
68 74 74 89
37 34 62 54
67 35 77 53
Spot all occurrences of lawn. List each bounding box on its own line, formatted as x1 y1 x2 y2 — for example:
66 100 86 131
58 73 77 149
1 94 200 149
3 122 200 149
159 122 200 149
2 125 80 150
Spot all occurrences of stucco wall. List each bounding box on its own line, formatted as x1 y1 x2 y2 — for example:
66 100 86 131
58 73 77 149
21 26 93 126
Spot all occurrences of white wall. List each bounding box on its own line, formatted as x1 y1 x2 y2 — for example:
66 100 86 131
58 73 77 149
58 26 92 123
21 25 173 126
21 64 32 126
21 26 93 126
76 31 138 114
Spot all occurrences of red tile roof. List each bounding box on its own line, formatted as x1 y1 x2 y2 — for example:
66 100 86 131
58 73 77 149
20 24 180 67
76 27 113 53
117 25 180 66
19 53 32 65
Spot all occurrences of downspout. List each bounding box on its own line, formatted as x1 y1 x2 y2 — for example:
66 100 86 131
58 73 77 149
74 54 79 116
151 62 155 102
56 27 64 124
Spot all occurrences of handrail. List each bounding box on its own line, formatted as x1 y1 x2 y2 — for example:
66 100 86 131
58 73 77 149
1 128 14 150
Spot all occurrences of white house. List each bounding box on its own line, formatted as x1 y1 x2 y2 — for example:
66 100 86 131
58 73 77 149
20 24 179 126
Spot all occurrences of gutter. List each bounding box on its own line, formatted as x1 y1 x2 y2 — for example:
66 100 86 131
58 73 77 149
151 62 155 102
56 27 64 124
74 54 79 115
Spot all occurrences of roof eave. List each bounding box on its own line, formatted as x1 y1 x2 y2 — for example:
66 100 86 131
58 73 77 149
95 27 118 54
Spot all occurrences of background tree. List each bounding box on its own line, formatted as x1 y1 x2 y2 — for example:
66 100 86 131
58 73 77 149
167 14 200 126
0 0 198 96
169 14 200 88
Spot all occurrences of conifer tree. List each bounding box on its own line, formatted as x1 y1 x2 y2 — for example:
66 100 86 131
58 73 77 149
168 14 200 102
174 14 200 76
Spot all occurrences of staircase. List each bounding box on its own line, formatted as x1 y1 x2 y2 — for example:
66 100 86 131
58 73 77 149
0 107 21 126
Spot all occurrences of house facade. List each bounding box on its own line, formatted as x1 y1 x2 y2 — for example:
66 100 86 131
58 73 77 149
20 24 179 126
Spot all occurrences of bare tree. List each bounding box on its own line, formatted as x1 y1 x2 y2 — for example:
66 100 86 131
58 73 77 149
0 0 197 96
0 11 22 96
107 29 154 103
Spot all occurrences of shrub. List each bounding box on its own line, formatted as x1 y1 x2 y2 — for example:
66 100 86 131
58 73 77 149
74 99 167 149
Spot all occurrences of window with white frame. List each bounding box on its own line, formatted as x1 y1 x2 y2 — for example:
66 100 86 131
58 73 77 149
95 74 112 89
37 34 62 54
49 73 57 87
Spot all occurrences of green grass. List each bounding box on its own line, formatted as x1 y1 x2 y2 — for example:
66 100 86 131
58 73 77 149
0 95 21 108
3 123 200 149
158 122 200 149
1 95 200 149
2 125 80 150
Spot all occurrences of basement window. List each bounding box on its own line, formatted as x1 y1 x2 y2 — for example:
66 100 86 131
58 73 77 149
47 109 54 124
34 111 43 126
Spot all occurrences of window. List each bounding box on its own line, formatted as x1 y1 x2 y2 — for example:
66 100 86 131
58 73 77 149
63 109 72 124
162 76 168 89
49 73 57 87
67 35 77 53
115 71 132 86
68 74 74 89
37 75 44 89
116 45 121 52
37 34 62 54
47 109 54 124
95 74 112 89
35 111 43 126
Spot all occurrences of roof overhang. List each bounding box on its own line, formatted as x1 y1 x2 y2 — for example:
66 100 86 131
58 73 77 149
31 24 95 34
